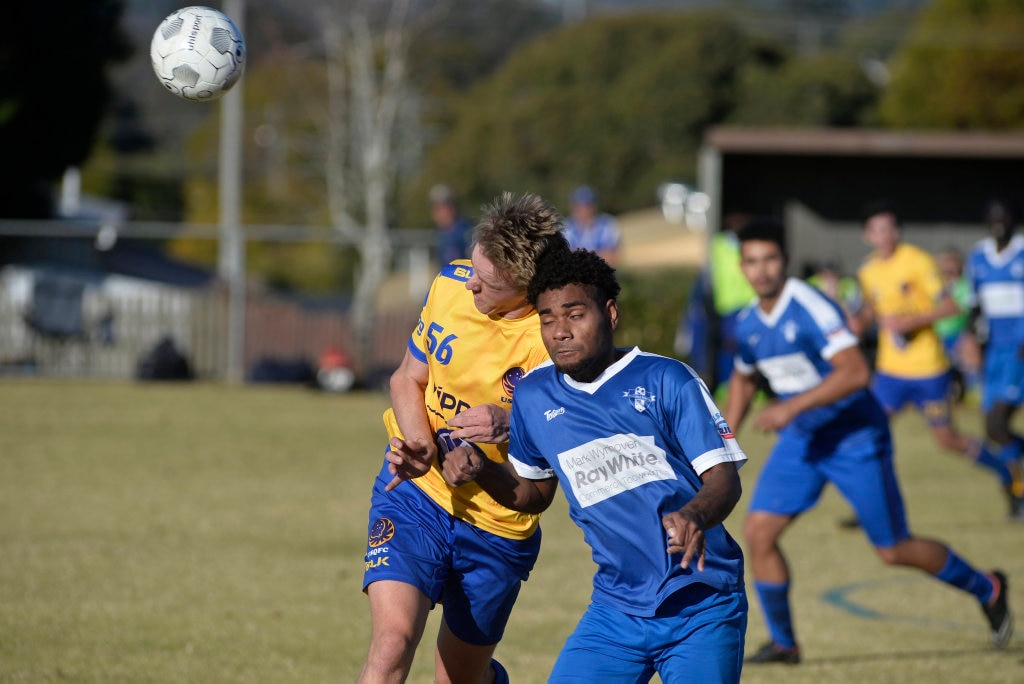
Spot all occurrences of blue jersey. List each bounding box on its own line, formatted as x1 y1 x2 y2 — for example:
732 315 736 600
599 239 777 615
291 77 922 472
563 214 621 254
967 234 1024 350
734 278 884 437
507 348 747 617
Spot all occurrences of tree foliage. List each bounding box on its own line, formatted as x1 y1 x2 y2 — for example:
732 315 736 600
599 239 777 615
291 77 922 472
730 51 877 126
409 10 880 223
0 1 131 217
880 0 1024 129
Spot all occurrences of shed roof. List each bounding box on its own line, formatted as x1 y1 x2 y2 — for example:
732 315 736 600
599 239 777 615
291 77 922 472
704 127 1024 159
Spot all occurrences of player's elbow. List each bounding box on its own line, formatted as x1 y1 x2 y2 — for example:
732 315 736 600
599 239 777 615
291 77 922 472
848 360 871 391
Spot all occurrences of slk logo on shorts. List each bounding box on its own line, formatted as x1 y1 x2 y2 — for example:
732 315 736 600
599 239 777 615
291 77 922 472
368 517 395 547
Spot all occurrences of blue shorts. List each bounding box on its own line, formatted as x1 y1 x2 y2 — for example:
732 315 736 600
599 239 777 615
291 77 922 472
749 424 909 549
983 346 1024 411
362 459 541 645
871 371 952 426
549 584 747 683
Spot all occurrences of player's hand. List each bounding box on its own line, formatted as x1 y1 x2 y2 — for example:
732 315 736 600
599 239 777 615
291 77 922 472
879 313 917 335
384 436 437 491
752 401 796 432
441 445 485 487
662 510 706 571
447 404 511 444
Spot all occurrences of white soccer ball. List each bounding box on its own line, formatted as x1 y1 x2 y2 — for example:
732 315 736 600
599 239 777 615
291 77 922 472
150 6 246 102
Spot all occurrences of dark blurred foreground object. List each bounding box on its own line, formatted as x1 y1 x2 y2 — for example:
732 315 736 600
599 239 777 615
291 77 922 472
136 336 193 381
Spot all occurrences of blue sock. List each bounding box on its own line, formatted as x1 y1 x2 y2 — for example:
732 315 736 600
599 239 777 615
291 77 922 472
491 658 510 684
755 580 796 648
974 441 1013 487
934 548 994 604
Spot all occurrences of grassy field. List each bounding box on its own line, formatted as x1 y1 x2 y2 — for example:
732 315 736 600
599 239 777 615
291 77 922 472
1 379 1023 683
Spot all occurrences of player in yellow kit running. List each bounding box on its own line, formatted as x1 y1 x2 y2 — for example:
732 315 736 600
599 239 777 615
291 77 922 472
857 201 1022 516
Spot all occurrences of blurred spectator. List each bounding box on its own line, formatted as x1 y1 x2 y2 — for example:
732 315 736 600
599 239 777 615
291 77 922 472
934 246 975 401
430 184 472 267
562 185 621 265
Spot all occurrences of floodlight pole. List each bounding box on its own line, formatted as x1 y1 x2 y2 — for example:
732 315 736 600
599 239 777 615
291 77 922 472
218 0 246 383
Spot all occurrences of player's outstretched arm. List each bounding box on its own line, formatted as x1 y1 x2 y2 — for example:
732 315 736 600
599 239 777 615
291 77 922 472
446 404 511 444
723 369 758 434
754 345 870 433
663 462 742 572
441 445 558 514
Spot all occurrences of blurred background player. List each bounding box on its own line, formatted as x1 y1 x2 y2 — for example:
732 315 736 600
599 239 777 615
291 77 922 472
562 185 621 265
855 200 1021 516
359 192 567 684
934 246 975 402
726 218 1013 664
961 198 1024 518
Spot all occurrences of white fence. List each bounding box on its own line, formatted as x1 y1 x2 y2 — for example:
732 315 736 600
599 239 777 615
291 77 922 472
0 219 431 382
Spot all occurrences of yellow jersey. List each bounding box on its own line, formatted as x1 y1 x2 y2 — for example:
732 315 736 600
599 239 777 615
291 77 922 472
858 243 949 378
383 259 550 540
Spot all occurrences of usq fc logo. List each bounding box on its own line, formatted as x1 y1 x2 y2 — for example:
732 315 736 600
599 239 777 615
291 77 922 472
502 367 526 397
782 320 799 344
368 517 395 547
623 386 656 413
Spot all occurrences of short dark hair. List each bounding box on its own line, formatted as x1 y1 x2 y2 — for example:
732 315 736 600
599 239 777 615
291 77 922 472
736 217 788 259
862 199 900 225
527 246 620 306
986 197 1018 228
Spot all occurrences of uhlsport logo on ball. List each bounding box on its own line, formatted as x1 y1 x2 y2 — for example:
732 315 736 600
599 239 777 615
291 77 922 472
150 6 246 102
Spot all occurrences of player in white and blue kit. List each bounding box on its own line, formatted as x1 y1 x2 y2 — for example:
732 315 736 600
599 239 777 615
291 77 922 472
441 246 749 682
963 199 1024 516
725 218 1013 664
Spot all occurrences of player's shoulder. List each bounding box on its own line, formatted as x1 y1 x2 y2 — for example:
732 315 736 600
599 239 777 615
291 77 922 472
898 242 935 266
438 259 473 283
516 359 557 392
788 278 838 314
631 349 704 386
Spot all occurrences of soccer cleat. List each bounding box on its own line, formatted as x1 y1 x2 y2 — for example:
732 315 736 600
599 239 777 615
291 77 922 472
1010 493 1024 519
982 571 1014 649
837 515 861 530
745 641 801 665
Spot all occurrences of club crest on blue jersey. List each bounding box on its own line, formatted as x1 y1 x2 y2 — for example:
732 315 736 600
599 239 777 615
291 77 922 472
502 367 526 397
782 319 799 343
623 385 656 412
368 517 395 547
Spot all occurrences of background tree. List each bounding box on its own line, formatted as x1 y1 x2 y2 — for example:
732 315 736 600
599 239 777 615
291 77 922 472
0 1 131 220
729 51 878 126
411 10 881 221
879 0 1024 129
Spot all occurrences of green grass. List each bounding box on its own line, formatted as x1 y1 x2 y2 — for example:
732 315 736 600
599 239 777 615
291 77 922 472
1 380 1023 682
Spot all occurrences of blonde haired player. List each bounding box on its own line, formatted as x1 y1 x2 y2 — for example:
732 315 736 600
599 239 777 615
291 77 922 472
359 192 567 684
